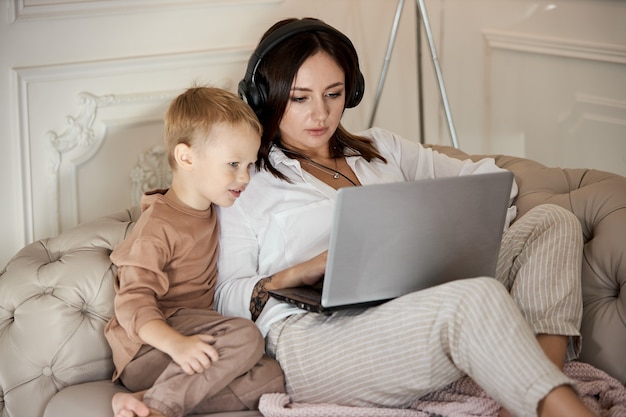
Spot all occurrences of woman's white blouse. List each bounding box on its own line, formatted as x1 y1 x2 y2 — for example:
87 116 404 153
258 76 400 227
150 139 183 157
215 127 518 336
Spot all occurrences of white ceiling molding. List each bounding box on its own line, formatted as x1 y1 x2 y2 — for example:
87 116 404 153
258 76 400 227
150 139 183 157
9 0 284 22
483 29 626 65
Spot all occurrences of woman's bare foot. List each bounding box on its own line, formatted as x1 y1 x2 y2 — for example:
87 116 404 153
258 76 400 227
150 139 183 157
499 384 596 417
498 407 514 417
112 391 150 417
538 385 597 417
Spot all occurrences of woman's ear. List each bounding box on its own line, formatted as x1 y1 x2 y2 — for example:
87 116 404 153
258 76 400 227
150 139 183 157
174 143 194 171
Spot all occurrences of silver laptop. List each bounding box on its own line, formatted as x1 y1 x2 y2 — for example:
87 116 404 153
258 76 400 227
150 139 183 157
269 171 514 314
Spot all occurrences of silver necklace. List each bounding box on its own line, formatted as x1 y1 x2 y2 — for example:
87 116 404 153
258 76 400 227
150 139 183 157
278 147 358 186
304 160 340 179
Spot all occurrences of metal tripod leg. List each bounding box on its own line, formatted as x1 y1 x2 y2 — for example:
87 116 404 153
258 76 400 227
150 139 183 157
369 0 460 149
368 0 404 129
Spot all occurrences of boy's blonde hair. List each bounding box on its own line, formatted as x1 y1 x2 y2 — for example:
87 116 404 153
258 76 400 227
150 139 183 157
164 86 262 170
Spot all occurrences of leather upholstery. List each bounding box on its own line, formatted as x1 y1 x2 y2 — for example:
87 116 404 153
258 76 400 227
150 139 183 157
1 149 625 417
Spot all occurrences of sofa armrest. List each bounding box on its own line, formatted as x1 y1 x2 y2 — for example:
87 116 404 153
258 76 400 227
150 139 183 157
0 207 141 417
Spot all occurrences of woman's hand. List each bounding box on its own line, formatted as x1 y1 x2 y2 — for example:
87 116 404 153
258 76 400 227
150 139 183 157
277 250 328 289
249 251 328 320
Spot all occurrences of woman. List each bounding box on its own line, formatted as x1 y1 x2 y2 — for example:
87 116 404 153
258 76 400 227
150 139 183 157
216 17 594 417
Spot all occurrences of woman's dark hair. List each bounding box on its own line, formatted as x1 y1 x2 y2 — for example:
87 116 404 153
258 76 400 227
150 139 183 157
254 17 386 180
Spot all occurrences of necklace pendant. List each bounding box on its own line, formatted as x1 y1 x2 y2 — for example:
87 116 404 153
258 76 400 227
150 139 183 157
333 173 340 179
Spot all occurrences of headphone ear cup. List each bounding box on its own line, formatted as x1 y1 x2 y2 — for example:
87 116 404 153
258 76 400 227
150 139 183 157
238 78 259 113
238 78 268 116
345 70 365 108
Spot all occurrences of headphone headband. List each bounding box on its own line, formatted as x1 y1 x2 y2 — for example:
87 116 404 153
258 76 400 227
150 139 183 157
238 19 365 115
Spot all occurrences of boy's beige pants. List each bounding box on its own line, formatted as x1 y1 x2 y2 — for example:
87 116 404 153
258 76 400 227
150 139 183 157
121 309 285 417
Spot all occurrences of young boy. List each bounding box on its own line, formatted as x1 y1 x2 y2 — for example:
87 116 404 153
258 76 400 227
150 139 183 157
104 87 284 417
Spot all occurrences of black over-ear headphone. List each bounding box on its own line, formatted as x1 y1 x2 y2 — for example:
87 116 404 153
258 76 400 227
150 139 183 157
238 19 365 115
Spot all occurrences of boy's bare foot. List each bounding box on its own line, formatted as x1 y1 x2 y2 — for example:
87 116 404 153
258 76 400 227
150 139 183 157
112 391 150 417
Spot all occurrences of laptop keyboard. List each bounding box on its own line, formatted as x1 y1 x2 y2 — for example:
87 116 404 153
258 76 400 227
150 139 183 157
291 288 322 301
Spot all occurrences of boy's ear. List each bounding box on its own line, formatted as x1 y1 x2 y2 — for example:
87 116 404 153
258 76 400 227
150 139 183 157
174 143 194 171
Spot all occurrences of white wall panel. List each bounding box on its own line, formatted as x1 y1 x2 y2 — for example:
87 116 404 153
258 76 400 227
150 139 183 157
559 94 626 174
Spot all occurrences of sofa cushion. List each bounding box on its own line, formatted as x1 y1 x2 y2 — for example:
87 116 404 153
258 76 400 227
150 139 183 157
43 381 262 417
43 380 128 417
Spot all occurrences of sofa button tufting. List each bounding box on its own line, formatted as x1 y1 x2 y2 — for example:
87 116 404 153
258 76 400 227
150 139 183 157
43 287 54 295
42 366 53 376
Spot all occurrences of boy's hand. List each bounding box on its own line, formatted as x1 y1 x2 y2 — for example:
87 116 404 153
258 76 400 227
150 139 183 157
137 319 220 375
169 333 219 375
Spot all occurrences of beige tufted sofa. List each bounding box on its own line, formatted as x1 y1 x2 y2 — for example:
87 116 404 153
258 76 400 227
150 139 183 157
1 146 625 417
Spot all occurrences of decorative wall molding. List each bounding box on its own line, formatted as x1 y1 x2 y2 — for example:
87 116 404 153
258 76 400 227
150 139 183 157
130 145 172 206
45 92 113 176
9 0 284 22
12 48 249 83
45 89 190 175
558 94 626 176
13 48 248 242
38 83 230 236
45 90 178 231
559 94 626 134
482 29 626 65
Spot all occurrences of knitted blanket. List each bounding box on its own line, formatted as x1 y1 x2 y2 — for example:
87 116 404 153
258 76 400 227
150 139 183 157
258 362 626 417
